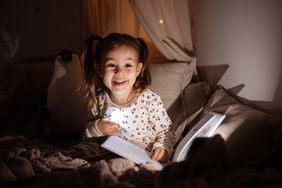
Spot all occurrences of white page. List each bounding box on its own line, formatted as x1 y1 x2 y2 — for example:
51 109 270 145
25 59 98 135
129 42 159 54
101 136 163 170
173 112 225 162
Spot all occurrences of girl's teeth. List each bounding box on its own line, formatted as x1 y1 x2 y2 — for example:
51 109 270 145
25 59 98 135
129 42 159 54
113 80 126 85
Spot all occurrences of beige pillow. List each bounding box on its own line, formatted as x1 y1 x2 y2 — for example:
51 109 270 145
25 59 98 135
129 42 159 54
148 60 196 110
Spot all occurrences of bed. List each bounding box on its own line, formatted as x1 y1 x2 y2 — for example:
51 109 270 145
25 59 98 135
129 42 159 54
0 53 281 188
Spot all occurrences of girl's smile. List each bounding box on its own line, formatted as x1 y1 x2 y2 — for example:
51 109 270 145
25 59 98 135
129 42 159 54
112 79 128 88
102 45 143 104
112 80 128 85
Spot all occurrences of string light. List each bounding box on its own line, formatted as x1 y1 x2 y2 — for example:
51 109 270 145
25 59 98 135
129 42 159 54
159 19 164 24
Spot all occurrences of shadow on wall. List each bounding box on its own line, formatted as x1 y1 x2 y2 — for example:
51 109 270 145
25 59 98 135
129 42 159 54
196 64 229 92
273 74 282 108
0 0 82 60
253 73 282 116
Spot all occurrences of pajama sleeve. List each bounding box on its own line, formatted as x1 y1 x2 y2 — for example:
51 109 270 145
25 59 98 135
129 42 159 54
148 95 175 156
82 107 104 139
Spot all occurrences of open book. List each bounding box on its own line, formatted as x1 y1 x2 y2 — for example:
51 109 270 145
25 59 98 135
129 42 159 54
101 111 226 170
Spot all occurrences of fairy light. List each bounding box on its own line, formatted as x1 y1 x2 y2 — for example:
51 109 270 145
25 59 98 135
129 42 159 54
159 19 164 24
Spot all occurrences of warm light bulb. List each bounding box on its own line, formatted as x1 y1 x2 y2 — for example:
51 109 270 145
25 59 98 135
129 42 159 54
159 19 164 24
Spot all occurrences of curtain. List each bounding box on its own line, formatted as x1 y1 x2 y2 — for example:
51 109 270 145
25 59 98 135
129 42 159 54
83 0 144 38
83 0 164 60
130 0 195 62
83 0 110 38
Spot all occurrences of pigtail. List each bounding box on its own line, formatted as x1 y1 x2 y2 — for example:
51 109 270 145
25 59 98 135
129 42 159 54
136 38 149 63
83 35 102 83
82 34 103 108
134 38 151 89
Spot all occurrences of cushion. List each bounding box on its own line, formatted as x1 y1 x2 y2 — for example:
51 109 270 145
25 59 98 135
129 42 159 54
168 82 211 141
47 53 89 136
148 59 196 110
198 86 282 166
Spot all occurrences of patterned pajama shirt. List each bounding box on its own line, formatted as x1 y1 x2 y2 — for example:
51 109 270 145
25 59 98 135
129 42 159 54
83 89 174 155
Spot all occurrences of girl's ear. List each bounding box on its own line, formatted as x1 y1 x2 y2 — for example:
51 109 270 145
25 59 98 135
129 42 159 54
136 62 143 77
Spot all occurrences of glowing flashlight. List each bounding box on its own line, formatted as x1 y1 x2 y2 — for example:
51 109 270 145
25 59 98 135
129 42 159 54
110 110 127 129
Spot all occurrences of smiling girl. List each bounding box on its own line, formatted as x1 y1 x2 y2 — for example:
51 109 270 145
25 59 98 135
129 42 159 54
82 33 174 162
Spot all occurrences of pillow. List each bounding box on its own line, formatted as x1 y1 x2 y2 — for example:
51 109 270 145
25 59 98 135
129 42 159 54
198 86 282 166
168 82 211 141
148 59 196 110
47 53 89 137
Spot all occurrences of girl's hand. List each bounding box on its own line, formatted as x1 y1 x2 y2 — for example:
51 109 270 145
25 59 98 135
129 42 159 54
151 147 169 163
96 119 119 136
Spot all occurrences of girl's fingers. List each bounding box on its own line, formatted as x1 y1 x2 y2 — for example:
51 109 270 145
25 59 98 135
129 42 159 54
106 123 119 135
151 151 158 160
151 148 165 161
110 127 118 135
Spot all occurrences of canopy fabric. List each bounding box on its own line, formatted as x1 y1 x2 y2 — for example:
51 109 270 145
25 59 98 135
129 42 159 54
130 0 195 62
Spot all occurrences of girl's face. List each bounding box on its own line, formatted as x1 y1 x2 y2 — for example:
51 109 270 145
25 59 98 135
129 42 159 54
102 45 143 100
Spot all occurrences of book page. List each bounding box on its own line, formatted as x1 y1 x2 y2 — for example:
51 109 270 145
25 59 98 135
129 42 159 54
101 136 163 170
172 112 225 162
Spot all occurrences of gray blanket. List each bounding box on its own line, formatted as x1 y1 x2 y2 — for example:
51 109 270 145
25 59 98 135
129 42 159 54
0 135 281 188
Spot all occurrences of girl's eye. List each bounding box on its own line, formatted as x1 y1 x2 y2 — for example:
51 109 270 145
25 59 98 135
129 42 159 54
106 63 116 68
125 63 133 68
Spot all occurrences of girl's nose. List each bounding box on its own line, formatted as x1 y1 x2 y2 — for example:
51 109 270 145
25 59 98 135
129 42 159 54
115 68 124 76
